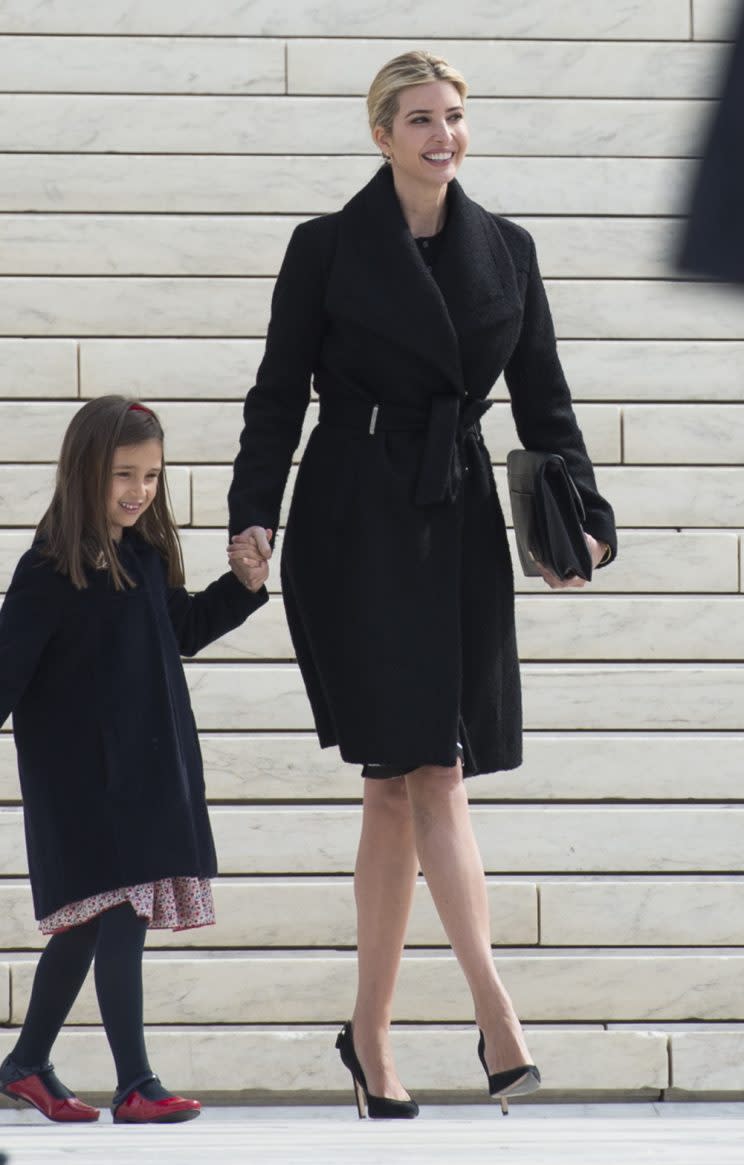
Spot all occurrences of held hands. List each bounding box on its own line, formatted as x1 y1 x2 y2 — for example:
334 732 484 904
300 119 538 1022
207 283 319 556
537 533 608 591
227 526 273 593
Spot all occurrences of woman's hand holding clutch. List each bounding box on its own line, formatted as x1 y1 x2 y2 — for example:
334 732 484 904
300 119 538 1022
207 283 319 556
538 533 609 591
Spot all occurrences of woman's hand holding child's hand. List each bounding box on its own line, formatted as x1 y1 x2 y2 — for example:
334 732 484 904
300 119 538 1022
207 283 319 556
227 527 273 592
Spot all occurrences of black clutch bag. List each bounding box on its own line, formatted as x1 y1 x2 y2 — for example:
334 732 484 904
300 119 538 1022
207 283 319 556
506 449 592 581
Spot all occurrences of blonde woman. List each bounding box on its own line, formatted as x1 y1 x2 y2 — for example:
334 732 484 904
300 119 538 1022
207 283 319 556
229 52 615 1117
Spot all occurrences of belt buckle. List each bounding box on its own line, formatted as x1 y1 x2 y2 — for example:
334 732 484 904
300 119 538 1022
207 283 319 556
369 405 379 436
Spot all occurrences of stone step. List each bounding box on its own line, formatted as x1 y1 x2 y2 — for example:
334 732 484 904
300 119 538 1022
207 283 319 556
4 276 744 342
192 464 744 529
0 1024 669 1097
0 398 622 465
0 155 695 217
0 463 189 525
0 877 537 950
0 34 286 95
3 731 742 804
4 458 744 533
289 38 719 98
2 803 744 876
183 663 744 732
1 37 721 99
2 876 743 950
11 395 744 476
695 0 740 40
0 212 714 280
70 336 744 403
4 527 738 596
0 0 692 38
0 95 706 157
190 596 744 663
8 949 744 1025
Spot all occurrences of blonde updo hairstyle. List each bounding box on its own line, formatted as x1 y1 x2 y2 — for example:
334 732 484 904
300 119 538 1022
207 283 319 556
367 51 468 155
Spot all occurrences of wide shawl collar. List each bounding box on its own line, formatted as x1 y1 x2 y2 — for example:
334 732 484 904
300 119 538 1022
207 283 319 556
325 163 521 399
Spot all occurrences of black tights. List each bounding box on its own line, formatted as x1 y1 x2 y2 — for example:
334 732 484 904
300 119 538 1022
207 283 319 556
12 903 166 1096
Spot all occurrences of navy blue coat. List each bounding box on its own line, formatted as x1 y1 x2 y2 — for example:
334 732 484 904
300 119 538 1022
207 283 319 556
0 531 267 918
679 3 744 280
229 166 616 778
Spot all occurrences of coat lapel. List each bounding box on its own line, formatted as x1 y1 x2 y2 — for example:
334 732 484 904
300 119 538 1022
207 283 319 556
326 166 464 394
434 178 522 341
325 166 522 396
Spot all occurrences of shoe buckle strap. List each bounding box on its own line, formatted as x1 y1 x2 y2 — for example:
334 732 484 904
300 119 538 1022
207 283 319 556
112 1071 159 1109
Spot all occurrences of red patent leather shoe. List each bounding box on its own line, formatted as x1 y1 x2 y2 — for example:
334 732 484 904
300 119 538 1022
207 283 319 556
112 1073 201 1124
0 1055 100 1122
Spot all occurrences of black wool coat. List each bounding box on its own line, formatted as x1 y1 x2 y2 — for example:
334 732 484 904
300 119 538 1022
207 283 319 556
0 532 267 918
229 165 616 777
679 2 744 281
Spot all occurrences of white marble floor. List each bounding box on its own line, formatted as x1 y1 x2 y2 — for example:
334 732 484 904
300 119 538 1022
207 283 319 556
0 1104 743 1165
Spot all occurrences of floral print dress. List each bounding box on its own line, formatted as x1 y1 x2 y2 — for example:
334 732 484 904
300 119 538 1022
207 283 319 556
39 878 215 935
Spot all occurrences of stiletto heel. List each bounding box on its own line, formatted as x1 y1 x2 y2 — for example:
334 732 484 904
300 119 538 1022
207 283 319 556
477 1029 541 1116
335 1021 419 1120
352 1074 367 1119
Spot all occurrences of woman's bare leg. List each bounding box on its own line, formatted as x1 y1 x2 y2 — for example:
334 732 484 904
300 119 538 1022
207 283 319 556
405 763 534 1075
351 775 419 1100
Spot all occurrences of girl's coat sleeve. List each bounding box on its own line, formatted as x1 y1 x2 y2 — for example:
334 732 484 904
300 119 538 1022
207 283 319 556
167 571 268 658
0 551 64 727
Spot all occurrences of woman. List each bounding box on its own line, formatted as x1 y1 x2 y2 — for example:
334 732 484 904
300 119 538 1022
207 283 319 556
228 52 616 1117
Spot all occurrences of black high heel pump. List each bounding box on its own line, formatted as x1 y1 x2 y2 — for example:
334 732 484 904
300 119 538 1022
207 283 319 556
335 1022 419 1119
477 1029 541 1115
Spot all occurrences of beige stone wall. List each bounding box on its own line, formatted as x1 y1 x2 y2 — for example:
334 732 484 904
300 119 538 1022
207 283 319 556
1 0 743 1101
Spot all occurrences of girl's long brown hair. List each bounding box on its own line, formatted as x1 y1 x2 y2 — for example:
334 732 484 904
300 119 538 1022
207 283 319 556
36 396 185 590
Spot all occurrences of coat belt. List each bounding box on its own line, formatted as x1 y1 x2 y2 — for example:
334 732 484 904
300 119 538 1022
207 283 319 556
318 393 494 505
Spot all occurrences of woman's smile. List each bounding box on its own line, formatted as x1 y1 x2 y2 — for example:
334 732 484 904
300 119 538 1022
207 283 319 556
422 150 456 166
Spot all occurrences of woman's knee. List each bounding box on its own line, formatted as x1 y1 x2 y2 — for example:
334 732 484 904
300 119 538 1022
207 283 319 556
406 762 462 793
362 774 411 821
405 763 464 829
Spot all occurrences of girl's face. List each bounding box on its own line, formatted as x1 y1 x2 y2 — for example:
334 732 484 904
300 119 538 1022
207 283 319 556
107 439 162 541
374 79 468 192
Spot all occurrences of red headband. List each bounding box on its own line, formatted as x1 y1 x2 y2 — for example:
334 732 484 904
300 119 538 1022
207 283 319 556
128 403 153 415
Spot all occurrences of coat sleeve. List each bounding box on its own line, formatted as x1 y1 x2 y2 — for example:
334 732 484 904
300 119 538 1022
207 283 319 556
167 570 269 658
227 217 335 537
0 550 65 727
503 234 618 561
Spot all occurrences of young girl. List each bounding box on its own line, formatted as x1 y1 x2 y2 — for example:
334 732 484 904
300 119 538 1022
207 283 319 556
0 396 267 1124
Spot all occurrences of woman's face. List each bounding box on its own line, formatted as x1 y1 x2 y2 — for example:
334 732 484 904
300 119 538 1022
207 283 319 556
374 79 469 191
